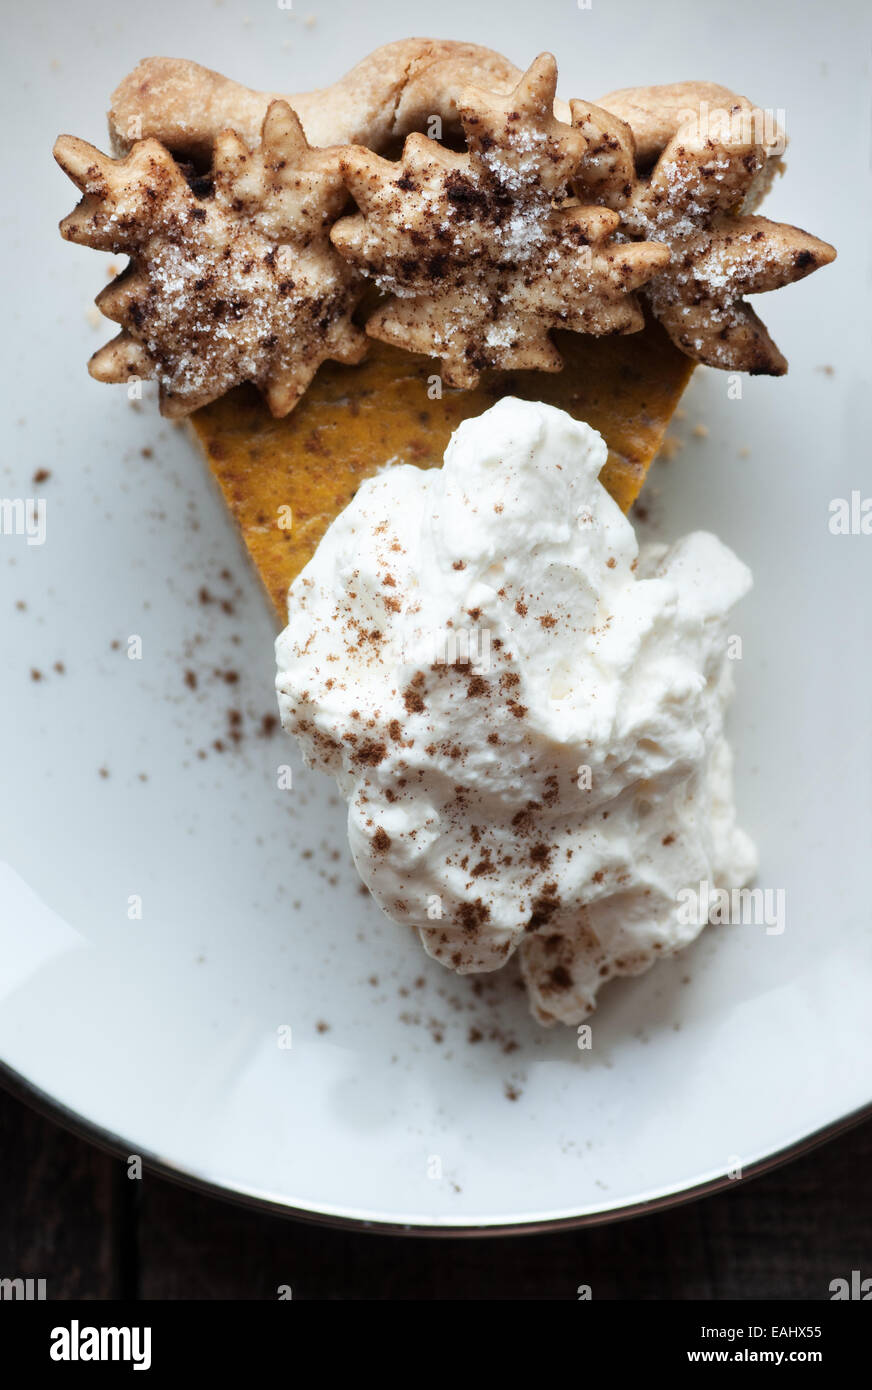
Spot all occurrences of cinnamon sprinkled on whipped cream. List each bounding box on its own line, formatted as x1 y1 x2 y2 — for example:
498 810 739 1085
276 398 756 1025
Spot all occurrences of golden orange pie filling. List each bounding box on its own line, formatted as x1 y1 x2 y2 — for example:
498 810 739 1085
191 320 693 621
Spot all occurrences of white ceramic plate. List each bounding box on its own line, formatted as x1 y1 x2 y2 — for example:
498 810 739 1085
2 0 870 1232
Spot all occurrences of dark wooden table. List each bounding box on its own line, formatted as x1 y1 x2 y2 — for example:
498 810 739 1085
0 1084 868 1300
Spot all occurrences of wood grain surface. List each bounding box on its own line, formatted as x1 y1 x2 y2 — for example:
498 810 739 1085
0 1085 868 1300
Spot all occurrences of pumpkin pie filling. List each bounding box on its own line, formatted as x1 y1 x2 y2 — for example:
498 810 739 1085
190 320 692 621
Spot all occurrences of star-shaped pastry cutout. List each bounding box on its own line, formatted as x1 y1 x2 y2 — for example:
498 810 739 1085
54 101 367 416
593 103 837 373
330 55 670 389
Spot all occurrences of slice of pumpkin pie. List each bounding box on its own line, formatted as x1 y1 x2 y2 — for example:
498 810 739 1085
53 40 834 622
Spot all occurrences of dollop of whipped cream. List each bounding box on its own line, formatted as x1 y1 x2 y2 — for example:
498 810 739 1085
276 398 756 1025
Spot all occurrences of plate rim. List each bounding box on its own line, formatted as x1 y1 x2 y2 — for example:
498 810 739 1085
2 1057 869 1238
